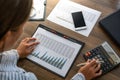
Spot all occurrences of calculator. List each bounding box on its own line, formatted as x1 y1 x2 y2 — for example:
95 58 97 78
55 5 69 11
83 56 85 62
83 42 120 74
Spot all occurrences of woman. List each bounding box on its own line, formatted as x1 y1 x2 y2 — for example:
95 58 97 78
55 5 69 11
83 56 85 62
0 0 102 80
0 0 39 80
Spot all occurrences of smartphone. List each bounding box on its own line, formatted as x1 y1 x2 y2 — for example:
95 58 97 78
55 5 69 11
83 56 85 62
72 11 86 31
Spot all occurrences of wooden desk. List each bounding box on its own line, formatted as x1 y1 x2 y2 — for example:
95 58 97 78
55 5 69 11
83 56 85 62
16 0 120 80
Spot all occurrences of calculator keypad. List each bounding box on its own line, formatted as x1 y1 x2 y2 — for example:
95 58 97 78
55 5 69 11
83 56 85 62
84 47 114 74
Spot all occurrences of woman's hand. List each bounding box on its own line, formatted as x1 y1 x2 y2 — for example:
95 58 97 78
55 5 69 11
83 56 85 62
17 38 39 58
78 59 102 80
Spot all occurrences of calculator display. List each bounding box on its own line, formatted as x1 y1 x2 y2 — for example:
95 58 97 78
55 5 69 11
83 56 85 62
102 42 120 64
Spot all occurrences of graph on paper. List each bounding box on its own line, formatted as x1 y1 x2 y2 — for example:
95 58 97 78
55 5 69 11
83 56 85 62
31 51 67 69
27 24 84 77
33 33 75 59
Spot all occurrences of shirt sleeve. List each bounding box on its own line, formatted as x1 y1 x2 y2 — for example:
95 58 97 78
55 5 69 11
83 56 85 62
0 50 38 80
1 49 19 62
71 73 86 80
25 72 38 80
0 49 19 71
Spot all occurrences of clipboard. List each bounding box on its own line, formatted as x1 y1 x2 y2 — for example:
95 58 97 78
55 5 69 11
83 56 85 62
27 24 85 77
29 0 47 21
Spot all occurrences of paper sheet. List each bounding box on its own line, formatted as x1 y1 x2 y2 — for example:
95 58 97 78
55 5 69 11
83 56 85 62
47 0 101 37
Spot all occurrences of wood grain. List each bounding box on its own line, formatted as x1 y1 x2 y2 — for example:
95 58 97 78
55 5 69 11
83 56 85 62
16 0 120 80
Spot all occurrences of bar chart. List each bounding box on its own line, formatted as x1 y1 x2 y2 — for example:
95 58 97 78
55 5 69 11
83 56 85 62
31 52 67 69
34 33 75 59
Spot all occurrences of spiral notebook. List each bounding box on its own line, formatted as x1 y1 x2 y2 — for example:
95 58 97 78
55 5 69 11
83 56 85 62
27 24 84 77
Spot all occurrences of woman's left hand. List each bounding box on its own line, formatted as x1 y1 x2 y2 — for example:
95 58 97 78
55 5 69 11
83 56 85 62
17 37 39 58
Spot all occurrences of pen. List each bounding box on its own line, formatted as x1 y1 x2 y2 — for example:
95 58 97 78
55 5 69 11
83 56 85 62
76 61 104 67
56 16 73 24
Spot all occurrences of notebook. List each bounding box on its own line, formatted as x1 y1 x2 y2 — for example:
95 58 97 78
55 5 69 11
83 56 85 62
27 24 84 77
99 9 120 46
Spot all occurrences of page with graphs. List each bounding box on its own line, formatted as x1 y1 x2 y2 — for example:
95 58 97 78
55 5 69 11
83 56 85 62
27 24 84 77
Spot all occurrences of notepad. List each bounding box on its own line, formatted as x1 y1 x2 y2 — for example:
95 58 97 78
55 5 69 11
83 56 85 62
27 24 84 77
29 0 47 21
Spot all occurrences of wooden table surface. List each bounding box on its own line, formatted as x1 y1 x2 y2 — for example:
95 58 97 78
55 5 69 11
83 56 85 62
16 0 120 80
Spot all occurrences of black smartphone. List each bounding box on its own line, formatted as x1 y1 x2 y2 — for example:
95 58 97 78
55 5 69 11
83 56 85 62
72 11 86 30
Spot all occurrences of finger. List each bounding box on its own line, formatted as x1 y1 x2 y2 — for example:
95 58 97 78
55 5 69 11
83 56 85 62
92 63 98 68
22 38 31 43
91 59 101 68
84 59 96 68
86 59 92 65
22 38 29 42
28 45 36 50
27 38 37 43
29 43 38 52
28 42 39 47
88 59 96 66
87 59 91 63
31 46 36 51
95 64 101 72
95 70 102 77
28 46 35 52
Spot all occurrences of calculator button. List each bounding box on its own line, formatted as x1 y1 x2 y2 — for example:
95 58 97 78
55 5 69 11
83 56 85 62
104 64 107 67
109 65 113 68
97 55 101 58
90 50 96 54
85 53 89 57
99 58 103 61
90 50 94 53
106 66 110 70
101 56 106 59
85 52 91 57
88 52 91 56
104 59 108 62
106 62 110 64
96 48 99 51
101 59 104 62
102 67 105 71
94 56 98 60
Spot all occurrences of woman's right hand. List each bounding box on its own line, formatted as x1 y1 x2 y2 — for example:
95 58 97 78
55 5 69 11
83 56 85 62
78 59 102 80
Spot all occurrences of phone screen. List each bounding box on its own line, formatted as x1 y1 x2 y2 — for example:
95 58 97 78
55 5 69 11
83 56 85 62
72 11 86 28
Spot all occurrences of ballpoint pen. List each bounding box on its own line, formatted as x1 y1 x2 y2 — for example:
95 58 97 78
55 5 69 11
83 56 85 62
76 61 104 67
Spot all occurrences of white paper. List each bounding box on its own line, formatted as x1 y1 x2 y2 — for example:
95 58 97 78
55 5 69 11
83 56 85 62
30 0 46 20
47 0 101 37
27 26 82 77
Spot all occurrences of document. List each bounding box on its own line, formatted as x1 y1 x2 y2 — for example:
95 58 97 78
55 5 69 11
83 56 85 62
29 0 47 20
47 0 101 37
27 24 84 77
